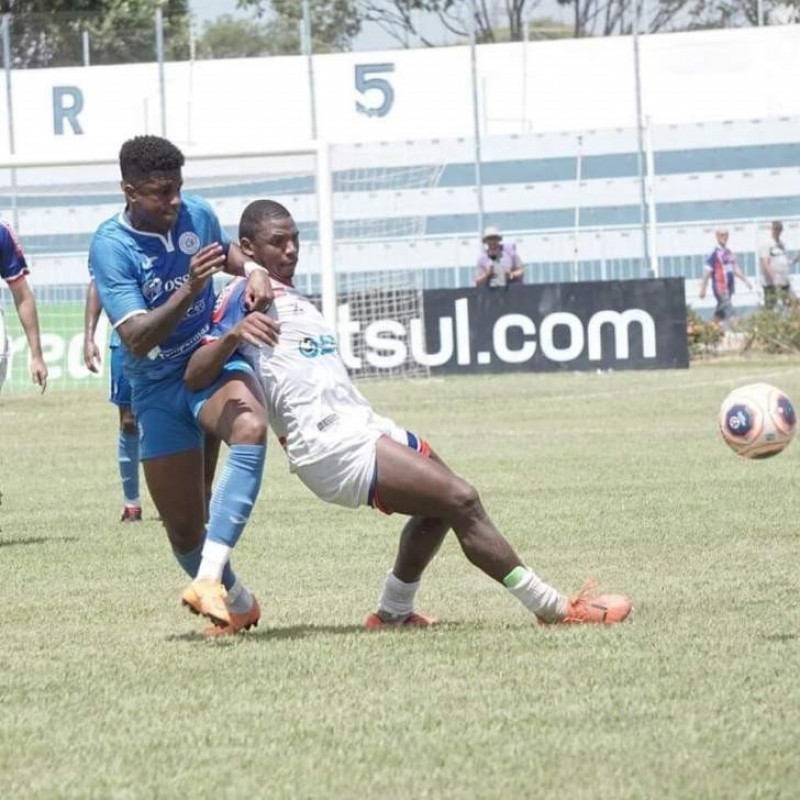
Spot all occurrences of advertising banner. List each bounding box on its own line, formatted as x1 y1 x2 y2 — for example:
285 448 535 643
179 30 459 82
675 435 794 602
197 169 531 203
338 278 688 376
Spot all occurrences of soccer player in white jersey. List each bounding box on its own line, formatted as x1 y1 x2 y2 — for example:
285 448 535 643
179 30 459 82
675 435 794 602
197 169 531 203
185 199 632 628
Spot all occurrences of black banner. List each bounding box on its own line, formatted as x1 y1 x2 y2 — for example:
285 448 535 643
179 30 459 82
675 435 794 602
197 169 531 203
418 278 688 374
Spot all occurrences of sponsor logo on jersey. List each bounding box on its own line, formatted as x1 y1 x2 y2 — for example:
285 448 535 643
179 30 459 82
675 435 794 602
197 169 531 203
316 413 338 432
185 299 206 318
142 276 164 302
299 334 337 358
178 231 201 255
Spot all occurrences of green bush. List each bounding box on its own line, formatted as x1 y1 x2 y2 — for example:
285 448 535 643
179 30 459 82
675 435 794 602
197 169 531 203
686 305 724 358
740 307 800 353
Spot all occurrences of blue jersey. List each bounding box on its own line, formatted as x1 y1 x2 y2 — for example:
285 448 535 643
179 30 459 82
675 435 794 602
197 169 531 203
0 221 29 284
89 193 230 384
87 256 121 348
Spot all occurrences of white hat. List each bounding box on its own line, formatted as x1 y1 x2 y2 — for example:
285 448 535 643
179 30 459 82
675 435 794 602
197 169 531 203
483 226 502 242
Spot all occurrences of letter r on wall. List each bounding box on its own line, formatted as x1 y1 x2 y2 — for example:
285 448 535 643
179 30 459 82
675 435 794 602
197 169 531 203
53 86 84 135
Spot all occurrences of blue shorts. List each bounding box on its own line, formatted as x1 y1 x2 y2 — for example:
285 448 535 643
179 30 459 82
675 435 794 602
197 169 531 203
187 356 257 420
109 346 132 407
132 356 254 461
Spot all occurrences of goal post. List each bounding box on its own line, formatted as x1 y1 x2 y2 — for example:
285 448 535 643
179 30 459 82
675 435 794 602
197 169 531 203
0 140 432 393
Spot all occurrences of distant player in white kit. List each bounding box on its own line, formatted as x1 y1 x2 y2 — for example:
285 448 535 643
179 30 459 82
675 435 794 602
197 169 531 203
185 199 632 629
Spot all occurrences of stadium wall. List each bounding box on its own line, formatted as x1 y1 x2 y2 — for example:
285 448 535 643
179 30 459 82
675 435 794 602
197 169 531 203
0 25 797 156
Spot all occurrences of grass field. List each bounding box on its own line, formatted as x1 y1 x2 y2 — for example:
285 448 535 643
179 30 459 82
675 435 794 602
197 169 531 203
2 358 800 799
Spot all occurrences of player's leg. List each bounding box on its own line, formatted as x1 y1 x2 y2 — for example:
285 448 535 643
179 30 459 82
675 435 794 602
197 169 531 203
370 436 630 625
135 375 256 631
186 367 266 631
202 431 221 521
110 346 141 521
117 405 142 521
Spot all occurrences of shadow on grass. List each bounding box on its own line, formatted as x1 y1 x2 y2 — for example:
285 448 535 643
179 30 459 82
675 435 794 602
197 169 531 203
761 633 797 642
167 620 465 643
0 535 79 548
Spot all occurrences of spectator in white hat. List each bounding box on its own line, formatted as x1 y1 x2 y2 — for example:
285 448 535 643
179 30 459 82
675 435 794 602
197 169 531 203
475 226 525 288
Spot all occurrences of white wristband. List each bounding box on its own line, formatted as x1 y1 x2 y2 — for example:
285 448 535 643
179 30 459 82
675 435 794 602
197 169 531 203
244 261 268 277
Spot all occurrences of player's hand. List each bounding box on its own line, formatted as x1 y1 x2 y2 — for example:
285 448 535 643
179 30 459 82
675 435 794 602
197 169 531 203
187 243 226 296
234 312 280 348
30 356 47 394
83 338 101 373
244 268 274 312
699 289 706 299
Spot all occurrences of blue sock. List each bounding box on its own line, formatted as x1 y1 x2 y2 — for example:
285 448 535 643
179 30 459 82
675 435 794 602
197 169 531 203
173 542 238 590
173 543 202 579
207 444 266 549
118 429 140 504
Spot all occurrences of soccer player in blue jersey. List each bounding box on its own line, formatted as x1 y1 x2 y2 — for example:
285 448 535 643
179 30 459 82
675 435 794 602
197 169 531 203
185 199 632 629
89 136 279 635
84 278 223 524
0 221 47 393
84 279 144 522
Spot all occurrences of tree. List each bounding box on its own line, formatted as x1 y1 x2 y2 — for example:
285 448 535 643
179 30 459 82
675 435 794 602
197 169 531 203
357 0 543 45
0 0 190 68
236 0 362 52
195 15 274 59
357 0 800 45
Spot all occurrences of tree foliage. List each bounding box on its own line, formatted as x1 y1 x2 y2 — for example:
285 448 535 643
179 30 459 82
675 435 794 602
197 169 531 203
354 0 799 44
195 15 274 59
236 0 362 52
0 0 190 68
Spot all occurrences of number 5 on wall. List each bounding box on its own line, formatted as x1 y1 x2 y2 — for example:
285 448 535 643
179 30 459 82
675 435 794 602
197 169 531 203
355 63 395 118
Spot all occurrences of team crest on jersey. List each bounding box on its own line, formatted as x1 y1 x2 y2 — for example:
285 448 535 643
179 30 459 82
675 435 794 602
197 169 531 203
142 276 164 302
178 231 201 255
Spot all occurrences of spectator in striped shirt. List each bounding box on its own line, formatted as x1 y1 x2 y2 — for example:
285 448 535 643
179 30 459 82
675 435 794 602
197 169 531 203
698 228 752 327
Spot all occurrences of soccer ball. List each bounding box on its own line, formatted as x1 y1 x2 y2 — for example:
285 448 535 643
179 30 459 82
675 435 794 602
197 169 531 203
718 382 797 459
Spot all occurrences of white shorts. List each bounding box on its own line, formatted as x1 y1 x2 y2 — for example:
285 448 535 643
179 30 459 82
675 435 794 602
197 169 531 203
293 413 427 510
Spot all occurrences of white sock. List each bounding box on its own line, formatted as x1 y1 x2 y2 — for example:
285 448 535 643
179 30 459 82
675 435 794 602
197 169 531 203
377 570 420 619
503 566 566 623
195 539 232 583
226 578 254 614
125 498 141 508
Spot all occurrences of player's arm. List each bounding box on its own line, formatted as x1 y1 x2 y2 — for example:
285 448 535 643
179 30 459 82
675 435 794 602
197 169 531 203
732 262 752 290
83 279 103 372
114 243 225 358
7 275 47 392
217 223 273 312
184 312 279 391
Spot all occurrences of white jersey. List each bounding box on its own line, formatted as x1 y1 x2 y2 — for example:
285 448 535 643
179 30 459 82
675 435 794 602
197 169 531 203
219 277 375 469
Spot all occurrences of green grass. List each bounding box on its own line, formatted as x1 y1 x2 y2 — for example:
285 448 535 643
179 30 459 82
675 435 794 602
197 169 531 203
2 358 800 799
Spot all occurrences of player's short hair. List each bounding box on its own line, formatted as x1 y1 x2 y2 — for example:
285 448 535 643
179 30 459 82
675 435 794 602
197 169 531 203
119 135 185 184
239 199 292 241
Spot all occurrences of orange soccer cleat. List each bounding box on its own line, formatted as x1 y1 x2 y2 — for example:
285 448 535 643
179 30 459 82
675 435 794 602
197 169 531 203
203 596 261 638
540 581 632 626
363 611 437 630
181 579 231 628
